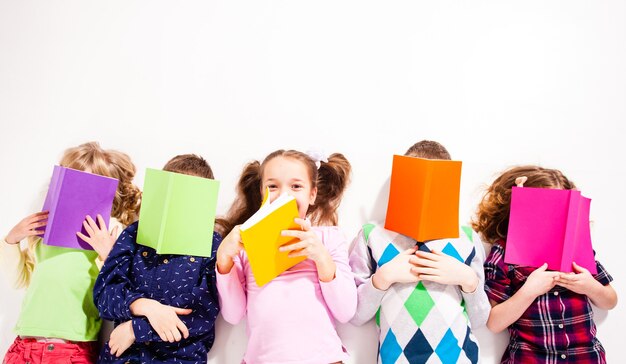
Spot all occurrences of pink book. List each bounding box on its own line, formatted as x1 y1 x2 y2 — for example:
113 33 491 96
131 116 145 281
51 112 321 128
504 187 597 274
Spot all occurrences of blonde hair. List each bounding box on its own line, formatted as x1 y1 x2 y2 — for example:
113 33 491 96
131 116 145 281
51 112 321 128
471 165 576 245
17 142 141 288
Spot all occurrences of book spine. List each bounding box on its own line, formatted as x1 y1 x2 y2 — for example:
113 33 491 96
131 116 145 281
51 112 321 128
158 173 174 252
44 167 65 245
419 162 433 242
561 190 580 272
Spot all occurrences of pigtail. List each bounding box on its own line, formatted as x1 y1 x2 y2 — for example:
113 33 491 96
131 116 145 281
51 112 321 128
224 160 263 235
308 153 351 226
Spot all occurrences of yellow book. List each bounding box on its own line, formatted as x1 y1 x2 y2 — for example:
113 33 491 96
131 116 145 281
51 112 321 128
240 193 305 286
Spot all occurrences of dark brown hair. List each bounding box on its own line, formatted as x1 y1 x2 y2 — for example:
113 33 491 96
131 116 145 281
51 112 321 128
404 140 451 160
471 165 576 245
224 150 351 235
163 154 214 179
163 154 227 235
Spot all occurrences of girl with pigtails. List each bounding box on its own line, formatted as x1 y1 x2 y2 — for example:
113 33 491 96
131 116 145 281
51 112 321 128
216 149 356 364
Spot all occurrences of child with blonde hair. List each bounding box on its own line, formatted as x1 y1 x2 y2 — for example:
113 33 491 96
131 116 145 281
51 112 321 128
1 142 141 363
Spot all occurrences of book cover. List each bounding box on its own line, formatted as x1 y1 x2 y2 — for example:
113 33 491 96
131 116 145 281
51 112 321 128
137 168 220 257
41 165 119 250
240 193 305 286
384 155 461 241
504 187 596 274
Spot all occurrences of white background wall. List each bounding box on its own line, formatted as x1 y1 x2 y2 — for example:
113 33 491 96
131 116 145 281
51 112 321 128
1 1 624 363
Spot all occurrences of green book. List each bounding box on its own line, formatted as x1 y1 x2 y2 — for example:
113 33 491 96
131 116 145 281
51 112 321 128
137 168 220 257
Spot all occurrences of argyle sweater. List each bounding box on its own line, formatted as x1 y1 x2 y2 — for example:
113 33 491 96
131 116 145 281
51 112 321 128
349 224 490 364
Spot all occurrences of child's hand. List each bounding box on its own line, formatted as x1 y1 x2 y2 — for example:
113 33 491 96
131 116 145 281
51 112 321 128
279 218 329 262
519 263 560 298
216 225 244 274
5 211 48 245
76 214 118 261
372 247 420 291
555 262 601 295
108 320 135 357
412 250 479 293
130 298 191 343
279 218 336 281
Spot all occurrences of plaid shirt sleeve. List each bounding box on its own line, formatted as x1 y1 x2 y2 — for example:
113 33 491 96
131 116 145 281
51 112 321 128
593 258 613 286
484 242 512 303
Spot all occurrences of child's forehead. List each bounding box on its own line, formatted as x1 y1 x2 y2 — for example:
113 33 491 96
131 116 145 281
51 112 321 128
263 156 311 180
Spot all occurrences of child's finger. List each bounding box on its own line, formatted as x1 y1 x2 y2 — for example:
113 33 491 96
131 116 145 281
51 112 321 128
27 230 44 236
408 256 421 266
110 225 119 237
97 214 107 230
288 250 308 258
417 273 443 284
172 328 182 342
403 247 419 255
280 229 306 239
555 274 576 283
29 221 48 229
173 307 192 315
413 257 437 268
572 262 589 274
76 231 90 242
177 320 190 339
156 330 168 342
86 215 99 231
411 266 438 276
28 211 49 222
83 220 95 236
294 217 312 231
279 241 307 252
414 251 438 261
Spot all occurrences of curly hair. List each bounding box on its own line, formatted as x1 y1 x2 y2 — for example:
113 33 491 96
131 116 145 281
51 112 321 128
17 142 141 288
471 165 576 245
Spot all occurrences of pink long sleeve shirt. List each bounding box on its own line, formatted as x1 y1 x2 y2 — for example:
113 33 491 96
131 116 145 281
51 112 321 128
216 226 357 364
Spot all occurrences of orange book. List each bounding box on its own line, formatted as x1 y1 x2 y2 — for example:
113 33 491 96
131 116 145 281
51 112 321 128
240 193 305 286
384 155 461 241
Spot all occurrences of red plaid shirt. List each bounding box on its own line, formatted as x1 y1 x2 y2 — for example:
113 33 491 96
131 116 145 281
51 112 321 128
485 241 613 364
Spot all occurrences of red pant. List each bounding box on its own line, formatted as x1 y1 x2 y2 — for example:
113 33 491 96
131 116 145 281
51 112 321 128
3 337 98 364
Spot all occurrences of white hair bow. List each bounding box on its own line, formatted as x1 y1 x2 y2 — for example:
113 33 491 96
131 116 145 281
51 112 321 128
306 149 328 169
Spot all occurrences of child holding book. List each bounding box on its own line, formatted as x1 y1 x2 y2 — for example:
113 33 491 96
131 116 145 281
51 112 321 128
93 154 223 363
216 149 356 364
349 140 490 364
472 165 617 363
1 142 141 364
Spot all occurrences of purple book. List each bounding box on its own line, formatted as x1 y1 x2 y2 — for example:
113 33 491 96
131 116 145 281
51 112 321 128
40 166 119 250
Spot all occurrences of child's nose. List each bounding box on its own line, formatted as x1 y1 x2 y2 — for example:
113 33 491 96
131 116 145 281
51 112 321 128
277 187 292 197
